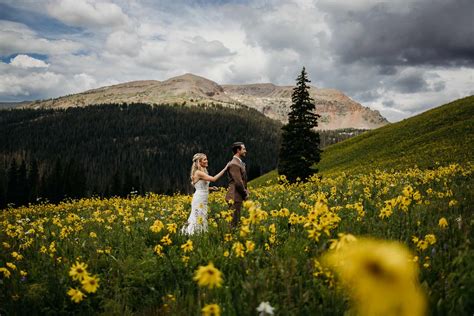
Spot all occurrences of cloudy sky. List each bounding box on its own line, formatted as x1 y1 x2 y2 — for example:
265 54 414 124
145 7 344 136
0 0 473 121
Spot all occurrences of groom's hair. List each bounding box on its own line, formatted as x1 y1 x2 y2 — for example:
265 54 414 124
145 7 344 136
232 142 244 154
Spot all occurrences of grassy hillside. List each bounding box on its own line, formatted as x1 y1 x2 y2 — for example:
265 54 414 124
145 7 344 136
318 95 474 174
251 95 474 187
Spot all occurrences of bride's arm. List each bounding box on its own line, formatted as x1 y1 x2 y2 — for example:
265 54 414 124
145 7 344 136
195 164 229 183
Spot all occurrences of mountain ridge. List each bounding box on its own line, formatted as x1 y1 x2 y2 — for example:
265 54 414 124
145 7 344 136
23 73 389 130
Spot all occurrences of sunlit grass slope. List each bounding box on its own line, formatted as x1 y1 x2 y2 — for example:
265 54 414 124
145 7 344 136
318 95 474 175
250 95 474 186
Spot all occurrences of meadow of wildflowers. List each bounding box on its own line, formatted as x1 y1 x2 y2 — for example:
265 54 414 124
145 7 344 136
0 162 472 315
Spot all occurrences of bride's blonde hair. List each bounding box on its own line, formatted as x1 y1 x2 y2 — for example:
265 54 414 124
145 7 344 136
190 153 208 184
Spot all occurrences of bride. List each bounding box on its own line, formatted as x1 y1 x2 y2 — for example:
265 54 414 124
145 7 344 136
182 153 228 235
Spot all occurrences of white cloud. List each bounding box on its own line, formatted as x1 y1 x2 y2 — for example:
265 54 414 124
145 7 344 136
71 73 98 93
10 54 49 68
0 21 82 56
0 61 100 100
186 36 234 59
0 69 63 97
47 0 130 29
105 31 141 57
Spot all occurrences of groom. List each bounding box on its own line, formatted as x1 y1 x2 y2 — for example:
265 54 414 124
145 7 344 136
226 142 249 227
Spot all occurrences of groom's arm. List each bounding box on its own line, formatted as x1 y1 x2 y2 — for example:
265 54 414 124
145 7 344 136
228 164 248 199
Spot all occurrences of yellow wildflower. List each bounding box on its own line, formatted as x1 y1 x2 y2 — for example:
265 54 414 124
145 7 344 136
243 200 254 209
307 229 321 241
378 205 393 219
416 240 429 251
150 219 164 233
167 223 177 234
240 225 250 237
161 234 172 246
154 244 164 257
202 303 221 316
245 240 255 252
181 256 190 265
11 252 23 260
423 256 431 269
49 241 56 255
69 262 89 281
181 240 194 253
402 185 414 197
6 262 16 270
322 238 425 316
329 233 357 251
232 242 245 258
438 217 448 229
0 267 11 278
81 275 100 293
193 262 223 289
268 223 276 234
425 234 436 245
67 288 86 303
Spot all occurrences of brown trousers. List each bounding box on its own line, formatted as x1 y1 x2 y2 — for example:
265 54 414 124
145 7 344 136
229 201 242 228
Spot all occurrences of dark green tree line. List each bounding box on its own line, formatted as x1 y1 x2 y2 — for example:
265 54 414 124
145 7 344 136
319 128 368 148
0 103 282 208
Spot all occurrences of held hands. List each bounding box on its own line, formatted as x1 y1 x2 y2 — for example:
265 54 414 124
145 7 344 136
209 186 219 192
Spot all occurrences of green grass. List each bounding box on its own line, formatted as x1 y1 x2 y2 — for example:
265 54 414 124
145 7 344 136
250 95 474 185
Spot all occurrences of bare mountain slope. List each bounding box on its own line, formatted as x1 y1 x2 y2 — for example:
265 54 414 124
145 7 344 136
24 73 388 130
223 84 388 129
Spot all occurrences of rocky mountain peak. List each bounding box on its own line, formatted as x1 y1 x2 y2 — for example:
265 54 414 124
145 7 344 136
162 73 225 96
24 73 389 130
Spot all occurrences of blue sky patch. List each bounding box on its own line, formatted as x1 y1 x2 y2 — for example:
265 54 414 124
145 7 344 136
0 3 83 37
0 53 49 64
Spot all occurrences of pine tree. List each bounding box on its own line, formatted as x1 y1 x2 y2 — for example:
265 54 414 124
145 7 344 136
278 67 321 182
7 160 19 205
0 165 6 208
17 159 28 205
28 158 39 202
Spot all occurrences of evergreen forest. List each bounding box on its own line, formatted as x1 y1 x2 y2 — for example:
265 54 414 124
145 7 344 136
0 103 282 208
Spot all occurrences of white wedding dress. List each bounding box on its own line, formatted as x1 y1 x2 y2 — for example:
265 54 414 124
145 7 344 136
182 179 209 235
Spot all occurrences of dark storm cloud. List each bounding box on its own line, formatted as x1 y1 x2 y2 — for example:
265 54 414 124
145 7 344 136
392 71 429 93
323 0 474 67
432 81 446 92
355 89 382 102
383 100 395 107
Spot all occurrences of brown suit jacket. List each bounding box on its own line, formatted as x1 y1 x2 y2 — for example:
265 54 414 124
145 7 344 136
225 157 248 203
